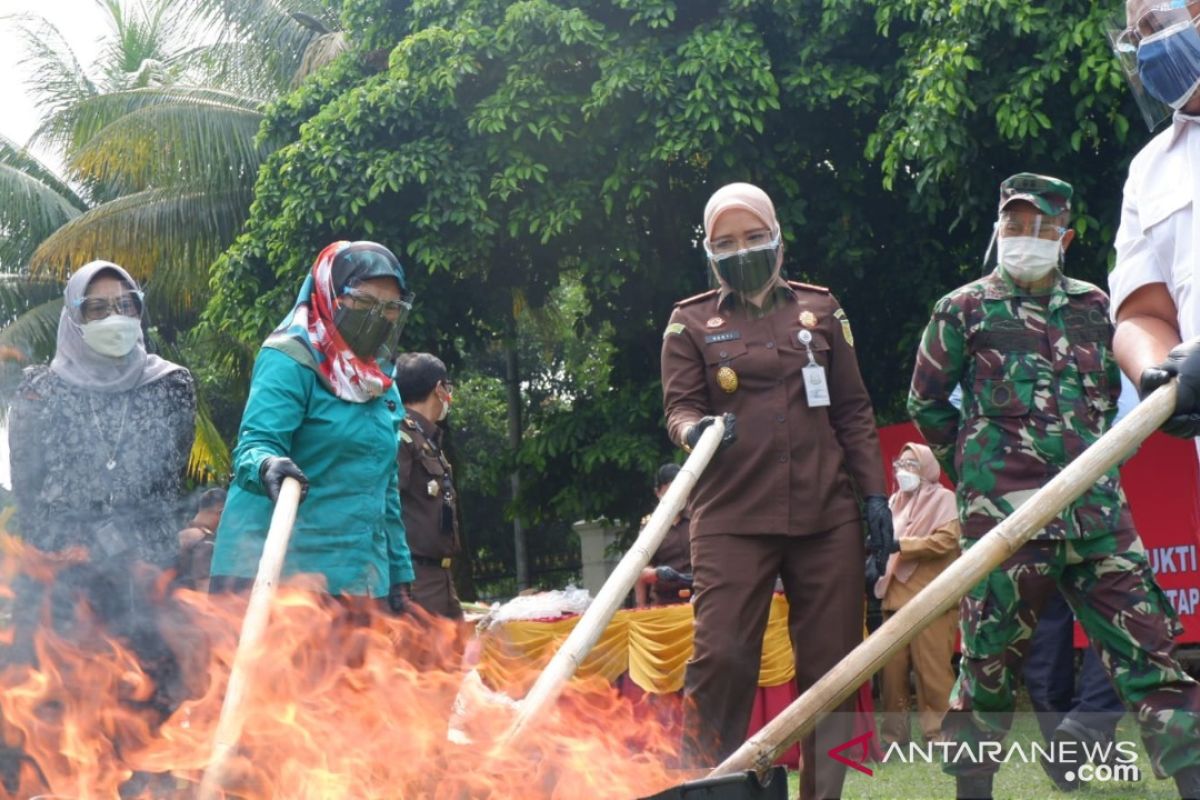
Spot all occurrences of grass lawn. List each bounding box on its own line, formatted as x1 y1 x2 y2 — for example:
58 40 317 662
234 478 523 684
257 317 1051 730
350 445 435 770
784 714 1176 799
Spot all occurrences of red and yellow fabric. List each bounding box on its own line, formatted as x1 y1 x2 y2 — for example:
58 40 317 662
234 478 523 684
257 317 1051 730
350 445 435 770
478 594 796 693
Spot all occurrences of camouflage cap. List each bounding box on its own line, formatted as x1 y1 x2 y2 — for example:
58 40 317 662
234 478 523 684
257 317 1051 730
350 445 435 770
998 173 1073 216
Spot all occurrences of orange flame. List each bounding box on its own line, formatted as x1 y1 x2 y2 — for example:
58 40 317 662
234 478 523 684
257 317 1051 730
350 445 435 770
0 536 696 799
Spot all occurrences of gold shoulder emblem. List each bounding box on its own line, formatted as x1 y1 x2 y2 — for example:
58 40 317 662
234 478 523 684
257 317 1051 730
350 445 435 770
833 308 854 347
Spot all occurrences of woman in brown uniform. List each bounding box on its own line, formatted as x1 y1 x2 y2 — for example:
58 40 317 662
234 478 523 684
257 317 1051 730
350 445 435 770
660 182 893 800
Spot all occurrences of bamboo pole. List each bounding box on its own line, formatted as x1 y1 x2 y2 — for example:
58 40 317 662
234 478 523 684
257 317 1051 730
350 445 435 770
499 418 727 748
197 477 304 800
709 383 1178 779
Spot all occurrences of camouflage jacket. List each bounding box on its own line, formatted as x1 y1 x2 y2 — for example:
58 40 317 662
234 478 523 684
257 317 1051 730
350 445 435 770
907 269 1133 541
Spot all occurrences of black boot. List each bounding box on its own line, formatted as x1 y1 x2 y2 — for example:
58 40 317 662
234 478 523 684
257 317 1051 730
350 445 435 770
1038 719 1096 792
956 774 993 800
1176 765 1200 800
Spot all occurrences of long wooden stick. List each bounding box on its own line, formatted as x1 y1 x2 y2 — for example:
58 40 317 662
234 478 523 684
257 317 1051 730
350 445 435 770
197 477 304 800
499 418 726 748
709 383 1178 778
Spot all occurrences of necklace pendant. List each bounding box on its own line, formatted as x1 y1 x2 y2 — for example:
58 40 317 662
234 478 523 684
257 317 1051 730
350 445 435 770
106 459 117 471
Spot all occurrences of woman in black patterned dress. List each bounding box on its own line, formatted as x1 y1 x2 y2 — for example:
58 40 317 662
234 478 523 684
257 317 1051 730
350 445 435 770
1 261 195 794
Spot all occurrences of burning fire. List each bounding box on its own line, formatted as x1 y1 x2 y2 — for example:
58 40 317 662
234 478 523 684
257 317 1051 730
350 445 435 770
0 536 694 799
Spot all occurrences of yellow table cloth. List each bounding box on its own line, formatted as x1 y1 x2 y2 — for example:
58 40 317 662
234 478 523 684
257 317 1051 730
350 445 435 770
478 594 796 693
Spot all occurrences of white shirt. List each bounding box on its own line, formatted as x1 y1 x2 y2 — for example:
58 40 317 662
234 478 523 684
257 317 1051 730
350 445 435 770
1112 115 1200 459
1111 113 1200 338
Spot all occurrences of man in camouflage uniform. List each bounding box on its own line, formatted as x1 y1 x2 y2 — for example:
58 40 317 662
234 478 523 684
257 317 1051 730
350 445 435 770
908 173 1200 800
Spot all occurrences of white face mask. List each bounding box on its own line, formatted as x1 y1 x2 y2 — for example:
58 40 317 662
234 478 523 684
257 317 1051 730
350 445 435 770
81 315 141 358
998 235 1061 283
896 470 921 493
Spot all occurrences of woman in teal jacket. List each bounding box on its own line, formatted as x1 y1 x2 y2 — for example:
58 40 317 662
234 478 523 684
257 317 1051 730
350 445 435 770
210 241 414 607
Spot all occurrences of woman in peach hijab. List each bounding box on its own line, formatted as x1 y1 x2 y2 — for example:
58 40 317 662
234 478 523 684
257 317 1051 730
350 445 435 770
661 182 891 800
875 442 960 746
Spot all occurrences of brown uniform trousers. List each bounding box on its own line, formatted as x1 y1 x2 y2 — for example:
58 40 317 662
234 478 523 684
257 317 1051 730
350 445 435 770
878 520 960 745
398 409 463 620
661 281 886 800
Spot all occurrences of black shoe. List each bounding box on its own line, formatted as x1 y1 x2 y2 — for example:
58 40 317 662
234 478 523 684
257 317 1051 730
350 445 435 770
956 775 993 800
1039 719 1100 793
1176 765 1200 800
1038 752 1080 792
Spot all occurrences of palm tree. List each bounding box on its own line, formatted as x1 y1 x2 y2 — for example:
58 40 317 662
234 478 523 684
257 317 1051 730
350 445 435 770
0 0 349 480
0 133 87 271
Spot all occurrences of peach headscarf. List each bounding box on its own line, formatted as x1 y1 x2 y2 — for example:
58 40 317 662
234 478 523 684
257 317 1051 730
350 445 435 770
702 183 786 304
702 182 781 240
873 442 959 600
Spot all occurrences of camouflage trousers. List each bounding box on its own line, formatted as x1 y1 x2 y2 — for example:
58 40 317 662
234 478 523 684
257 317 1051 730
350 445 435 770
942 528 1200 778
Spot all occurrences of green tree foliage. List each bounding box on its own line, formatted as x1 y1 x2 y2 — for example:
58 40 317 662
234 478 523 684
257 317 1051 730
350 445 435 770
203 0 1145 582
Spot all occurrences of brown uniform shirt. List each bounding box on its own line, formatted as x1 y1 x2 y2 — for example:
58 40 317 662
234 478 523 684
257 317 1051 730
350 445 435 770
649 512 692 605
661 281 885 537
397 409 460 560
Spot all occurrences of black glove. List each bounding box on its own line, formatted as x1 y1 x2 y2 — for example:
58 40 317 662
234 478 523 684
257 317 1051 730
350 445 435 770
259 456 309 503
863 494 897 580
1139 337 1200 438
387 582 413 615
654 565 694 592
863 554 883 594
685 413 737 452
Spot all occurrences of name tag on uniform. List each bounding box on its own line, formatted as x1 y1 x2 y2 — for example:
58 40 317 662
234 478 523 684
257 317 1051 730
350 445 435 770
704 330 741 344
803 364 830 407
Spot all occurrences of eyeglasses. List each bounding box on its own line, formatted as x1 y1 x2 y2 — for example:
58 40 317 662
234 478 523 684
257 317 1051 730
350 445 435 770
1114 1 1200 52
339 286 414 322
704 231 781 260
440 379 454 394
75 291 144 322
892 458 920 472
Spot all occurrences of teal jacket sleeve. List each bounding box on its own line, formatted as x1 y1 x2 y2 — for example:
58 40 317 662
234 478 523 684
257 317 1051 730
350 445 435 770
232 348 311 494
908 297 967 483
386 394 413 584
386 461 414 584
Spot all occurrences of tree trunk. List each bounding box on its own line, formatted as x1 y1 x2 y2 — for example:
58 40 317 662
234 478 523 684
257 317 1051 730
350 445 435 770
505 313 528 590
442 427 478 602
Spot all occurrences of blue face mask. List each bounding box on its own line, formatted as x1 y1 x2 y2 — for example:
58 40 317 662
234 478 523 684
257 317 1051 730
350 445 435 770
1137 20 1200 108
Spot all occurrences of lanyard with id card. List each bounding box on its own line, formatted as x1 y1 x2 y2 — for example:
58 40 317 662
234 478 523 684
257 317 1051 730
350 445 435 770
797 329 830 407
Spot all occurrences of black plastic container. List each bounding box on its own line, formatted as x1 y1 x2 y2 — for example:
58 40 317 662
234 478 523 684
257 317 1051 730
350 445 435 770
638 767 789 799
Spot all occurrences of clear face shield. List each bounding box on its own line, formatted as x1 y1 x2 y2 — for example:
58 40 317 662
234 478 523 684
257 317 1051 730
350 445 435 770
982 213 1068 272
992 212 1067 283
1111 1 1200 129
333 283 415 362
703 231 782 296
996 213 1068 243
